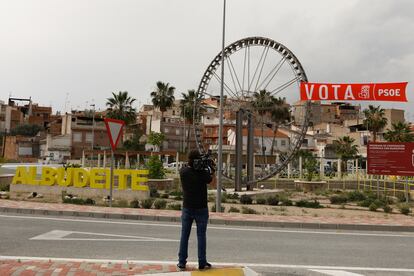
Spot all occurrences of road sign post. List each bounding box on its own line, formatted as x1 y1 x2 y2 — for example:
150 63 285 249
104 118 125 207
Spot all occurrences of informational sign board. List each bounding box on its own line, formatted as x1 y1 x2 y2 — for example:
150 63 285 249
367 142 414 176
300 82 407 102
104 118 125 151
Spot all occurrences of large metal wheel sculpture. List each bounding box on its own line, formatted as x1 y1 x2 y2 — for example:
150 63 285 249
194 37 310 185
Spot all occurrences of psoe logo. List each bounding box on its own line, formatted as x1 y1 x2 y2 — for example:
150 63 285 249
359 85 370 99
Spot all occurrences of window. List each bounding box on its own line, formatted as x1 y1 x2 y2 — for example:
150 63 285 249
85 133 93 142
73 132 82 142
164 127 169 134
274 140 278 147
281 140 286 146
176 129 180 135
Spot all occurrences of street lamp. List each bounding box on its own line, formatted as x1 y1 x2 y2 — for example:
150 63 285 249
216 0 226 213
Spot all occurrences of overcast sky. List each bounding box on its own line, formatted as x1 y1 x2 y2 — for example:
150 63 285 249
0 0 413 120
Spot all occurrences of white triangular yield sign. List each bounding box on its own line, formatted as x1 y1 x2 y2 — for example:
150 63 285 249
104 118 125 150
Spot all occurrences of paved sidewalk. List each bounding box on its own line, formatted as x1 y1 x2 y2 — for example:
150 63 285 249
0 258 253 276
1 199 414 232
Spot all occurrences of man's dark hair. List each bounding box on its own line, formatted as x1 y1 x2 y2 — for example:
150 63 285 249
188 150 201 167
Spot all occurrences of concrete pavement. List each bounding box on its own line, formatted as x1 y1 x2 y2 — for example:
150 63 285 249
1 213 414 275
0 199 413 232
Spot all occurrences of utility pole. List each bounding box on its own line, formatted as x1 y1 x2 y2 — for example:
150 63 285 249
216 0 226 213
90 104 95 167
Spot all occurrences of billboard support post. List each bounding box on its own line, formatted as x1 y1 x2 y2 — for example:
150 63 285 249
405 178 409 203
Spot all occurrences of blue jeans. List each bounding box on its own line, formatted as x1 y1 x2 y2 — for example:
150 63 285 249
178 207 209 267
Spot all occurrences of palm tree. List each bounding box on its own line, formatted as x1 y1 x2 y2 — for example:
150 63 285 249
333 136 359 178
106 91 137 125
150 81 176 128
252 90 273 160
384 122 414 142
270 97 290 156
363 105 388 142
180 89 204 153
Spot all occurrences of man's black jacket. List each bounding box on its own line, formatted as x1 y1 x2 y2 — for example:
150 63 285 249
179 166 212 209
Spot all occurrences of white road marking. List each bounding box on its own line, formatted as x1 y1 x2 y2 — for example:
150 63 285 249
30 230 178 242
311 270 365 276
0 214 413 238
0 256 413 273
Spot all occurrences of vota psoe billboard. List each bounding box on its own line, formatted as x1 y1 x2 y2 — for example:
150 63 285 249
368 143 414 176
300 82 408 102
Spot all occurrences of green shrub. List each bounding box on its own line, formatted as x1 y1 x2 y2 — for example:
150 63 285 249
150 187 160 198
0 183 10 192
255 198 266 205
266 196 279 206
227 193 239 200
330 195 348 205
398 203 411 215
347 191 366 202
141 199 154 209
211 204 225 212
169 190 183 197
84 198 95 205
167 203 182 211
279 197 293 206
145 156 165 179
295 199 322 208
240 195 253 205
383 205 393 213
154 199 167 209
63 197 85 205
358 198 375 208
130 199 140 208
369 202 378 212
373 199 385 208
228 207 240 213
241 206 257 214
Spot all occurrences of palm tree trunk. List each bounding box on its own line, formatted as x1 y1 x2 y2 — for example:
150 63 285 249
160 111 164 151
270 125 279 156
373 131 377 142
185 120 191 153
261 116 266 170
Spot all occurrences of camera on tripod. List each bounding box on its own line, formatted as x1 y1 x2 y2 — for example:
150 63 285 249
192 151 216 174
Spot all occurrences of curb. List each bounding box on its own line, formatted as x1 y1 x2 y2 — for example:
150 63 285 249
143 267 258 276
1 206 414 232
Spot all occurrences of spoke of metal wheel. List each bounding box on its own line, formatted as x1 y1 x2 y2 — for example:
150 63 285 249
269 77 299 96
247 46 251 97
259 56 287 91
242 46 248 97
212 72 239 99
226 58 240 96
254 46 270 93
228 55 243 93
248 46 267 93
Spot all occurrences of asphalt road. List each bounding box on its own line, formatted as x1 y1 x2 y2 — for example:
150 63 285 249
0 213 414 276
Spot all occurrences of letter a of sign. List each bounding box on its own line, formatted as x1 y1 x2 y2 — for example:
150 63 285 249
104 118 125 151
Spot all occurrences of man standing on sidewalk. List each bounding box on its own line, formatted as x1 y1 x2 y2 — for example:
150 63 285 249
177 150 215 271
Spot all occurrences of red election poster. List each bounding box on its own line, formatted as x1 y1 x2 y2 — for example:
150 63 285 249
367 142 414 176
300 82 408 102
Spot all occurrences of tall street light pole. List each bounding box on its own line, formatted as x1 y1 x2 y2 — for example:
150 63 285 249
216 0 226 213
